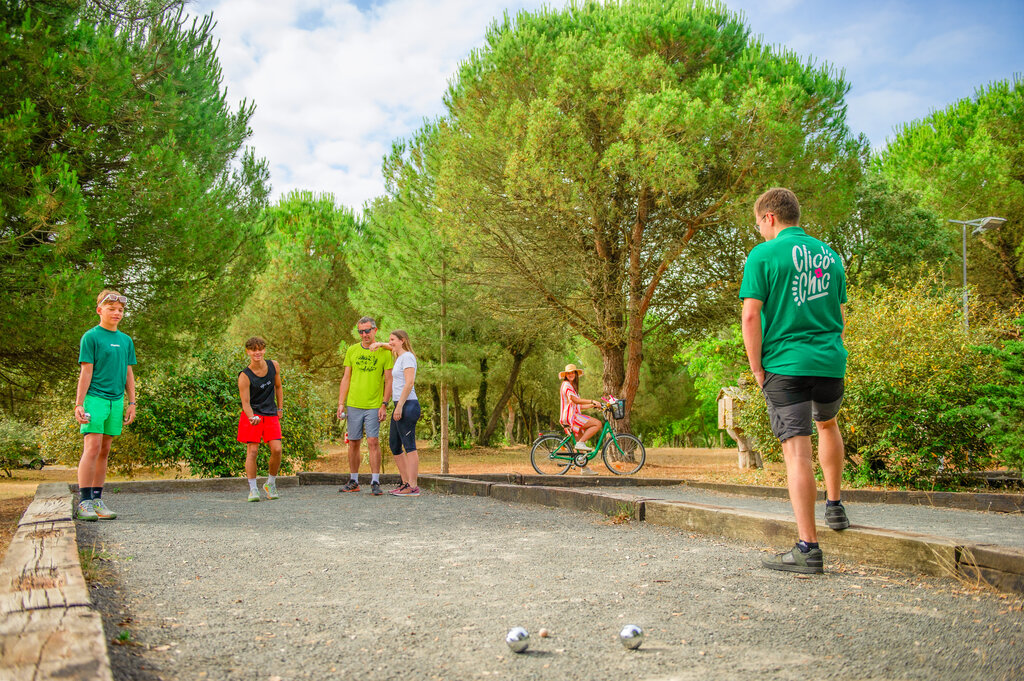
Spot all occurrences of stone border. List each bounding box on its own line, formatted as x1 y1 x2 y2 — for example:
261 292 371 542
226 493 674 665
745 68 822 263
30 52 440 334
0 482 112 681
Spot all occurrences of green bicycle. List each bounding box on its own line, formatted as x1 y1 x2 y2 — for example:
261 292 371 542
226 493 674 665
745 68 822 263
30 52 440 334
529 400 646 475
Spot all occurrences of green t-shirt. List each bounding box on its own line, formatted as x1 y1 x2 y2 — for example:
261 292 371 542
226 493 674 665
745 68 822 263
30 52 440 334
343 343 395 409
79 325 137 400
738 226 847 377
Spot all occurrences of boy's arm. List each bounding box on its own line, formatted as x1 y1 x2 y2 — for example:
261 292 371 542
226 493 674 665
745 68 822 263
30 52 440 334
741 297 765 388
274 361 284 415
841 304 846 341
74 364 94 424
124 367 136 424
337 367 352 420
238 373 256 422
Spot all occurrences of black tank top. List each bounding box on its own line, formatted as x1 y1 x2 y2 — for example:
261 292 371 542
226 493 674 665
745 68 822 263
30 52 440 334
241 361 277 416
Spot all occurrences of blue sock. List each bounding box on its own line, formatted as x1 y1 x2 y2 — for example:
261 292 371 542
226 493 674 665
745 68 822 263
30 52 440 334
796 540 819 553
94 487 102 500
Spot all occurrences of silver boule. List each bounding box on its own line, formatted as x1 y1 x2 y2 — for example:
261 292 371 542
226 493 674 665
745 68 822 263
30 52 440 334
619 624 644 649
506 626 530 653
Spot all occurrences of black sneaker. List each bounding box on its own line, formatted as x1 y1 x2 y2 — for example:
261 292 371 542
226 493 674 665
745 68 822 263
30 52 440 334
761 544 824 574
339 480 360 493
824 503 850 530
371 481 383 496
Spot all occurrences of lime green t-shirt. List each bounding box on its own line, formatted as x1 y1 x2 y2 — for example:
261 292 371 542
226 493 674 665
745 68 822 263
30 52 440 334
79 325 137 400
738 227 847 378
343 344 395 409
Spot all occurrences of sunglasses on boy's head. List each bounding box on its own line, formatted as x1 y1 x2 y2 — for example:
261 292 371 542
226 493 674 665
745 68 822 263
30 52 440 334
100 294 128 304
357 328 375 335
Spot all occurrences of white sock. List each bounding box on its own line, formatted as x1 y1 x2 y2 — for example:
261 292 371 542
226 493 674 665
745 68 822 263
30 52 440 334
349 473 358 482
371 474 380 484
267 475 276 486
248 479 258 493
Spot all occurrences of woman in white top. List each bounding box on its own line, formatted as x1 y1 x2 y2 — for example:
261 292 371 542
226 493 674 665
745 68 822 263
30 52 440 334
378 330 420 496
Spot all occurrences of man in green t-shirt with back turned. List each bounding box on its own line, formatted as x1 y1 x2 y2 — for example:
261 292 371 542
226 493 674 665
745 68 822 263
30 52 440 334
337 316 394 496
739 188 851 575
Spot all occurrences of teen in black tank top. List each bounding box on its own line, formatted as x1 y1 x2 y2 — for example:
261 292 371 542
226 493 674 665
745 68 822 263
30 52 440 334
241 361 278 416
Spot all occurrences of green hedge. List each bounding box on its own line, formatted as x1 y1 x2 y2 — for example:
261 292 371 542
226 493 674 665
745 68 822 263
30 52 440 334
0 418 41 477
739 281 1006 487
42 348 327 478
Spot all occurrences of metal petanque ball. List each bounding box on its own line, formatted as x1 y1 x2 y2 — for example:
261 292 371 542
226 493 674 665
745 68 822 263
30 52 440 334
619 624 644 650
506 626 530 653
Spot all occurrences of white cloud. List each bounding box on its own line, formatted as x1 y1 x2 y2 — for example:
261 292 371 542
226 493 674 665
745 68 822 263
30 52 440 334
191 0 542 210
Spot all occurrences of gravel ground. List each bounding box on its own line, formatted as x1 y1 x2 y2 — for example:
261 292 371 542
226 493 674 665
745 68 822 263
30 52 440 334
628 485 1024 548
78 485 1024 681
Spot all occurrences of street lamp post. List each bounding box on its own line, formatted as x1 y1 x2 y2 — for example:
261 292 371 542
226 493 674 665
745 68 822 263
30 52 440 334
948 216 1007 331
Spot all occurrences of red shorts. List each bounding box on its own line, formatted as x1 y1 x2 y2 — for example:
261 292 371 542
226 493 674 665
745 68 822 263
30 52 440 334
236 413 282 443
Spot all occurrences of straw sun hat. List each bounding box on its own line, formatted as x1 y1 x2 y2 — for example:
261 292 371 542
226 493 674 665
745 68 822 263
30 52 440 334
558 364 583 380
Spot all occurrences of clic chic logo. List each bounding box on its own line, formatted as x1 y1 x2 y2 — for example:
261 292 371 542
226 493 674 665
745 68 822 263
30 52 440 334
790 244 836 306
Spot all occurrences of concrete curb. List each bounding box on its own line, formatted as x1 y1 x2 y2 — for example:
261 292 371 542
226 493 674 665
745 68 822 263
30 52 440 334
74 476 301 495
411 475 1024 595
0 483 113 680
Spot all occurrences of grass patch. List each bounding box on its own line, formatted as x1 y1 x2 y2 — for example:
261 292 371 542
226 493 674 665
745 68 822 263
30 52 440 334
79 541 114 584
607 502 633 524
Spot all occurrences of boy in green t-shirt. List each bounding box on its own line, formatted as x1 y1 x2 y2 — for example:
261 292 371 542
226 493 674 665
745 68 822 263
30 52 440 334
74 289 137 521
336 316 394 495
739 188 851 575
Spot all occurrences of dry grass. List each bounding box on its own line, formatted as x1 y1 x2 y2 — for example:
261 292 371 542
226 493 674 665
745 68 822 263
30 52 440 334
0 495 32 559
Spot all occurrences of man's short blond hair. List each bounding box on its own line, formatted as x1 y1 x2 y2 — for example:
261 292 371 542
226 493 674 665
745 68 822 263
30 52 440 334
754 188 801 226
96 289 124 306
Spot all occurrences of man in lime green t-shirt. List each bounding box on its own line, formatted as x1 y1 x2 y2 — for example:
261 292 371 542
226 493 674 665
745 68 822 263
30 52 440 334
739 188 850 575
336 316 394 495
74 289 137 522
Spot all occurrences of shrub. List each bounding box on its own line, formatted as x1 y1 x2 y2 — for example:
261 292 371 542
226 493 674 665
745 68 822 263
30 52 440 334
0 418 41 477
961 316 1024 474
133 349 327 477
39 409 155 477
739 280 1005 487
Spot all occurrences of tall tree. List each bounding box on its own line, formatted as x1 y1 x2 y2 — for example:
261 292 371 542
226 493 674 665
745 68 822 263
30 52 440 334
878 76 1024 304
0 0 270 411
435 0 864 427
229 191 359 378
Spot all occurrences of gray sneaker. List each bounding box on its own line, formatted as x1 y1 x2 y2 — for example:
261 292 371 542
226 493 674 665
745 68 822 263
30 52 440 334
262 481 279 500
761 544 824 574
92 499 117 520
824 503 850 530
247 488 260 502
76 500 98 521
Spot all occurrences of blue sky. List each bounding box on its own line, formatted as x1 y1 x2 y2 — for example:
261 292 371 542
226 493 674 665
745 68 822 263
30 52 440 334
190 0 1023 209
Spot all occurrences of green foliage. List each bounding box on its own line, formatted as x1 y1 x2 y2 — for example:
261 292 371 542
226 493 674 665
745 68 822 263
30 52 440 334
39 407 155 477
133 349 326 477
0 417 40 477
0 0 270 408
671 324 746 446
961 316 1024 473
739 280 1004 487
230 191 360 379
878 76 1024 304
433 0 865 419
822 172 952 289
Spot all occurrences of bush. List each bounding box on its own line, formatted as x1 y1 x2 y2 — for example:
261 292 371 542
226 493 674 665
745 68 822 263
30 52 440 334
739 280 1005 487
133 349 327 477
0 418 41 477
40 348 328 478
961 316 1024 474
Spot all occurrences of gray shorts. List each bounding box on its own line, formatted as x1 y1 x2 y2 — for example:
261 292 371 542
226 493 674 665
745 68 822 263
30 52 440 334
762 372 844 443
346 406 381 440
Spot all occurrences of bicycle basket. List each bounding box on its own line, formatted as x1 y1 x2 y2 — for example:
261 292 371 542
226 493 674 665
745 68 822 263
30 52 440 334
610 399 626 420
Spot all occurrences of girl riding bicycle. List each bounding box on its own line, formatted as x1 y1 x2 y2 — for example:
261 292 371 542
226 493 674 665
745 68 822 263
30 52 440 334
558 364 603 462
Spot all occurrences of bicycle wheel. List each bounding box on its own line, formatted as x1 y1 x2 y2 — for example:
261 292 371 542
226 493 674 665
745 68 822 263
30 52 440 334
530 435 572 475
602 433 646 475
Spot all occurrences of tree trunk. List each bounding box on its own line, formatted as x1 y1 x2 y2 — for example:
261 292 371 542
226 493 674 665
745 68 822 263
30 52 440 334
439 259 449 474
597 342 628 430
466 404 476 439
477 348 528 445
452 385 465 439
440 384 449 474
504 400 515 443
475 357 488 435
430 384 441 440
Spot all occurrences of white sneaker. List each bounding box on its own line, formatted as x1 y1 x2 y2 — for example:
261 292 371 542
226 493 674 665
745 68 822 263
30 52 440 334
579 466 598 476
574 442 592 452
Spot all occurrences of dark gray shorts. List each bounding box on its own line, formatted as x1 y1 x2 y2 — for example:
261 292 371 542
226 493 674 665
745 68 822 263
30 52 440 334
762 372 844 443
346 406 381 440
